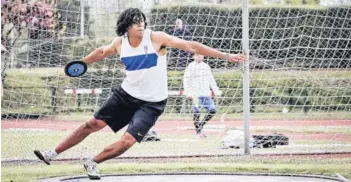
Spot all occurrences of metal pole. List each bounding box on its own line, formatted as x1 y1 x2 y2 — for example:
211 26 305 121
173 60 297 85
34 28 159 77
242 0 251 155
80 0 85 38
10 29 15 69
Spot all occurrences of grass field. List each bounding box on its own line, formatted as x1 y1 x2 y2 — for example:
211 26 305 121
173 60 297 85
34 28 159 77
4 129 350 181
2 127 351 159
2 157 351 182
5 67 351 77
2 68 350 181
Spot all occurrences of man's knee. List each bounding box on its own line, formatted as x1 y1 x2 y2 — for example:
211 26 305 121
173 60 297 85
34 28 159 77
119 138 135 148
209 109 216 115
119 133 136 150
192 107 200 114
84 118 106 132
193 111 200 121
202 109 216 122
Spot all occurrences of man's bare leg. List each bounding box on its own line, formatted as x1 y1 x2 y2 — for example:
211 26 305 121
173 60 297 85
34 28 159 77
55 118 107 154
83 132 136 179
34 118 107 165
93 132 136 163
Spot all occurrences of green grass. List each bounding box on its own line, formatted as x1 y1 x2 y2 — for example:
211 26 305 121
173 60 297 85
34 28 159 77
3 68 350 117
295 140 351 145
6 67 64 77
2 126 350 181
2 130 351 160
2 158 351 182
6 67 351 79
1 131 233 159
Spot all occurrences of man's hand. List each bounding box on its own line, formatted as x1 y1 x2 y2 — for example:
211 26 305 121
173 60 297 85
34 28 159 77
187 96 193 100
227 54 247 63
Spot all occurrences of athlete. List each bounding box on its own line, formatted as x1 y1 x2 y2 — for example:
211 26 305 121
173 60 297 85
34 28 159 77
34 8 246 179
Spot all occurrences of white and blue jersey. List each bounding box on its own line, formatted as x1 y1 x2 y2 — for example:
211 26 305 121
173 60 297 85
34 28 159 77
120 29 168 102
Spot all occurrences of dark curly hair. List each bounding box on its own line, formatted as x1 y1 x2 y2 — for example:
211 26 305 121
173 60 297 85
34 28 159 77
116 8 147 36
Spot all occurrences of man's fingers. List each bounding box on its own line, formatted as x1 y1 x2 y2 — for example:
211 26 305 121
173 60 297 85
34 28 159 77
239 55 246 59
236 54 247 62
227 54 248 63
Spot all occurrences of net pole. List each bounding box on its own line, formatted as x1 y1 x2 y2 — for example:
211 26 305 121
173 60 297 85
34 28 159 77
242 0 251 155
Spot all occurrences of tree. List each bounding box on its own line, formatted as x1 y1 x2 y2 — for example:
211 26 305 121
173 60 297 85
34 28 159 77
1 0 59 81
2 0 92 72
26 0 92 68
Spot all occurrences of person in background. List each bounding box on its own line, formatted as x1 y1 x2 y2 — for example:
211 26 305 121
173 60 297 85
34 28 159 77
183 53 221 138
173 18 192 70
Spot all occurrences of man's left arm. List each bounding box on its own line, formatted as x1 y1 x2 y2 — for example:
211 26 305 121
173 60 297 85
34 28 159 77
153 31 246 63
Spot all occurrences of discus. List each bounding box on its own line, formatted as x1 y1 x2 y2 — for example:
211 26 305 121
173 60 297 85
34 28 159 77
64 61 87 77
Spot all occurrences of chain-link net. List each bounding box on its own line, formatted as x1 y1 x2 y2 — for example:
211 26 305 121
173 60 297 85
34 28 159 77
1 0 350 180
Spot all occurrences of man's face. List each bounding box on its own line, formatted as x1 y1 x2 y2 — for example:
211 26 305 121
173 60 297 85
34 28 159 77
128 15 145 37
175 19 183 29
194 54 204 63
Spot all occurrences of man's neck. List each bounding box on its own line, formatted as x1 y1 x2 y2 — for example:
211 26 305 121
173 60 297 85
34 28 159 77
128 35 143 48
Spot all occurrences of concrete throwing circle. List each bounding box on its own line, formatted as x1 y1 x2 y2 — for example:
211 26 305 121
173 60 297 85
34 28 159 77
41 173 345 182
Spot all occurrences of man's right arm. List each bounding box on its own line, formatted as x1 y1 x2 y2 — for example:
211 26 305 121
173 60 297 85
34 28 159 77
82 37 122 64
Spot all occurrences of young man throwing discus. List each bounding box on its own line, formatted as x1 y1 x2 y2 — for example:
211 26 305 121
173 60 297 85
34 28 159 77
34 8 246 179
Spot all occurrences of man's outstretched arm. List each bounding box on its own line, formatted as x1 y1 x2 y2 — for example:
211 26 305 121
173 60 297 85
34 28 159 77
153 31 246 63
82 37 121 64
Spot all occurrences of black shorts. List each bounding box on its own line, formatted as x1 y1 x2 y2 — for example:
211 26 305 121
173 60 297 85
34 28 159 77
94 86 167 143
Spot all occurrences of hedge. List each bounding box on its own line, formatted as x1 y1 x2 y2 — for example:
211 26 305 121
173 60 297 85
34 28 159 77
150 5 350 69
2 70 349 116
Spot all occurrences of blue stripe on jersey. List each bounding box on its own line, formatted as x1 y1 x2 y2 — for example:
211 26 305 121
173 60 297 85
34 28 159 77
121 53 158 71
